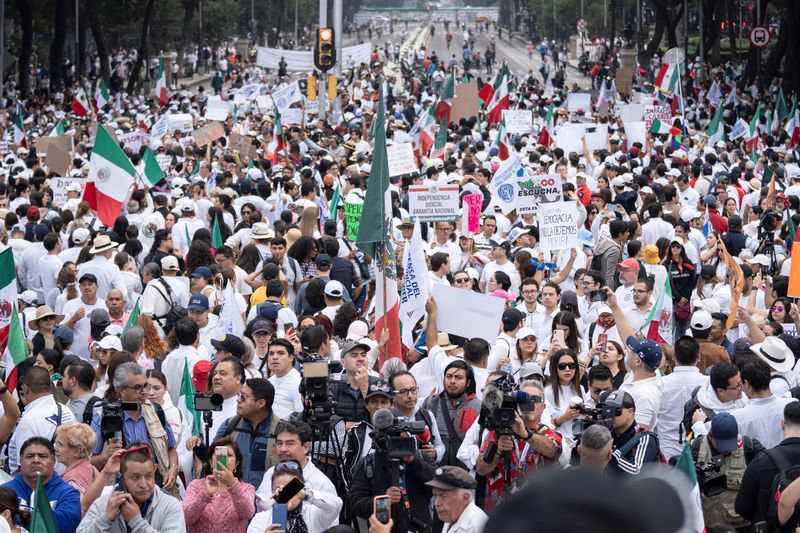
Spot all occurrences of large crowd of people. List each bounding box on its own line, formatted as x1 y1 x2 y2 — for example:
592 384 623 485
0 15 797 533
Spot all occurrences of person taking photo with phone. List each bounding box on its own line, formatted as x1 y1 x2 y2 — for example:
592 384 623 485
182 437 255 533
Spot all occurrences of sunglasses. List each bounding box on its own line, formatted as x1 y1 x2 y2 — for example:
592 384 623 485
454 277 470 283
557 362 578 371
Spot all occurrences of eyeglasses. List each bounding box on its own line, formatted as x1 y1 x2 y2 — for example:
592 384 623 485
125 384 146 392
772 306 786 312
726 382 743 391
670 243 682 248
591 387 612 395
393 387 419 396
632 289 651 294
557 362 578 371
275 461 301 473
435 227 451 233
522 289 538 295
454 278 470 283
237 392 251 401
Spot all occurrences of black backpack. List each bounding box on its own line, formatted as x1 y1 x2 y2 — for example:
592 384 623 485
150 279 187 335
764 448 800 532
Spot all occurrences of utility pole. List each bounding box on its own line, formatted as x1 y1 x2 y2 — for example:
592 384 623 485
75 0 80 70
295 0 299 44
698 2 704 83
332 0 342 123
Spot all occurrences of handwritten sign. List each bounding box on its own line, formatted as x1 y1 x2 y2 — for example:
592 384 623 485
502 110 533 134
644 105 672 129
193 122 225 147
516 174 563 214
539 201 579 252
463 193 483 233
386 143 417 177
156 155 173 172
345 200 363 241
150 115 169 140
119 131 149 153
408 185 460 223
51 177 85 206
229 132 254 154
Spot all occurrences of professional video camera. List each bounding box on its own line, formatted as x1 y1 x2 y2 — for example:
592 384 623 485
298 358 338 422
372 408 427 460
758 208 779 274
569 396 615 440
761 209 779 233
481 376 541 436
696 455 727 497
97 401 139 440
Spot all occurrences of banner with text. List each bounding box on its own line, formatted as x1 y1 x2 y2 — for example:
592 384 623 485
516 174 563 214
488 155 523 215
539 201 579 252
345 200 364 241
386 143 417 177
408 185 460 222
502 110 533 134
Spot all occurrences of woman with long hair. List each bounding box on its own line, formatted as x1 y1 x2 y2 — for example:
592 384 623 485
298 205 321 238
692 264 731 311
52 263 78 314
332 302 360 341
112 216 129 246
185 241 215 274
114 251 143 304
541 311 588 367
138 315 169 363
233 202 257 232
145 369 186 449
214 193 238 229
513 327 539 370
245 319 274 374
235 244 263 274
545 348 586 442
288 236 319 279
190 264 219 308
588 340 627 389
0 486 31 532
662 238 696 338
144 229 179 268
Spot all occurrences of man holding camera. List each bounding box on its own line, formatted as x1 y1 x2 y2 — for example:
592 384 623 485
389 371 444 463
691 412 763 529
329 340 379 423
603 390 661 476
89 362 179 493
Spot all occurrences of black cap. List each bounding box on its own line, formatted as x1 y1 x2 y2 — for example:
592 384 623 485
365 381 393 400
210 334 246 359
425 466 477 490
315 253 332 267
502 308 526 330
78 273 98 284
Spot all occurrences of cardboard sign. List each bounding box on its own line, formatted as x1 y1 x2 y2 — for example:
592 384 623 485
538 201 579 252
386 143 417 177
229 132 254 155
463 194 483 233
45 145 72 176
345 200 363 241
167 114 194 133
37 134 73 157
488 155 523 215
156 154 173 172
616 68 634 95
566 93 592 112
502 110 533 134
644 105 672 128
516 174 563 214
452 81 479 123
119 131 149 153
193 122 225 147
51 177 85 206
408 185 460 222
431 284 506 344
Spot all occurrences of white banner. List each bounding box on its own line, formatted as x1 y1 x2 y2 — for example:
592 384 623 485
516 174 563 214
51 177 84 207
502 110 533 134
408 185 460 222
488 155 523 215
271 82 303 111
386 143 417 177
234 84 267 103
256 43 372 71
399 220 429 347
166 114 194 133
539 201 579 252
624 121 647 147
431 284 505 344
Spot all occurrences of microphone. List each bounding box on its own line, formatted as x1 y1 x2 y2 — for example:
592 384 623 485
569 396 584 410
373 408 395 431
482 384 503 411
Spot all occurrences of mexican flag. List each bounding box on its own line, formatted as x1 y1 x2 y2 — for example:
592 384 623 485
434 73 455 122
155 58 168 106
12 112 26 147
122 298 140 332
0 249 18 353
30 473 59 533
537 103 554 147
1 299 28 397
49 120 65 137
431 116 448 159
94 78 110 111
486 69 509 125
356 81 401 364
71 84 92 117
177 359 201 437
328 181 341 220
211 215 223 248
84 123 137 227
141 146 164 187
785 100 800 147
654 62 679 94
478 63 509 105
675 443 707 533
271 106 285 164
747 105 761 141
649 117 681 136
645 275 673 344
417 104 437 156
707 103 725 147
776 90 791 122
496 118 512 160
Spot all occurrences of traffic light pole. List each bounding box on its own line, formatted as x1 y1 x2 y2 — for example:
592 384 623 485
332 0 343 122
318 0 328 121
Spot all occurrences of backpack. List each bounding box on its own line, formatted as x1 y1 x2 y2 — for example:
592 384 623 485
680 385 713 444
150 279 187 335
764 448 800 532
256 301 283 322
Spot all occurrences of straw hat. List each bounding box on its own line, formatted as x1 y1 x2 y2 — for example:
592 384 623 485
28 305 65 331
89 234 118 254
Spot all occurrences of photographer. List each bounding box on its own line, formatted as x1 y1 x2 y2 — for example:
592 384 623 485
690 413 763 529
389 371 444 463
329 340 378 423
343 381 394 479
347 410 437 533
603 390 661 476
89 362 179 493
475 380 561 511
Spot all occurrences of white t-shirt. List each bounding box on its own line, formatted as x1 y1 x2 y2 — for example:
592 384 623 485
268 369 305 419
480 260 521 294
619 373 664 430
60 297 106 360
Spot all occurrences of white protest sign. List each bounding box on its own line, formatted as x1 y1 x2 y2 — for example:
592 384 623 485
538 201 579 252
234 84 265 103
166 114 194 133
516 174 563 214
0 141 8 155
271 82 303 111
150 115 169 140
386 143 417 177
408 185 460 222
566 93 592 112
553 123 587 155
51 177 84 207
431 284 506 344
156 155 172 172
644 105 672 128
304 99 319 115
584 124 609 151
178 137 195 150
624 121 647 148
204 96 231 121
255 95 273 113
502 110 533 134
488 155 523 215
620 103 646 123
119 131 149 153
740 323 798 338
281 108 303 125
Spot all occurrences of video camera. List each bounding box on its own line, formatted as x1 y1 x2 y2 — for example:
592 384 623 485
97 401 139 440
761 208 779 233
299 358 336 422
569 397 615 440
372 408 427 460
194 393 223 411
696 455 727 497
481 377 542 436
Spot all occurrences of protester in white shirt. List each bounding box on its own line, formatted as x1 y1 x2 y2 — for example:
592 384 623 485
266 338 304 419
426 466 489 533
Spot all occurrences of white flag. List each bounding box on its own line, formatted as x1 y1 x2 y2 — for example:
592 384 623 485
729 118 749 140
707 80 722 107
217 282 245 339
399 220 429 347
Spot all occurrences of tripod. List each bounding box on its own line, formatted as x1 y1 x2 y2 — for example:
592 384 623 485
759 229 778 276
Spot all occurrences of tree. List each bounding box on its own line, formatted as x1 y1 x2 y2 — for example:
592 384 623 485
49 0 69 90
177 0 198 70
15 0 33 96
87 0 110 83
126 0 156 93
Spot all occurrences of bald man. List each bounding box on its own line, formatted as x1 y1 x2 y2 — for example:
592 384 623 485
106 289 129 327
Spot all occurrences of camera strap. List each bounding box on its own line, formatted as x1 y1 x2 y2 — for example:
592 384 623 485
50 396 62 445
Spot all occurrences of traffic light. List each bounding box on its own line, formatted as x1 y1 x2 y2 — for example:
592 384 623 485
307 74 317 100
314 27 335 72
327 74 337 100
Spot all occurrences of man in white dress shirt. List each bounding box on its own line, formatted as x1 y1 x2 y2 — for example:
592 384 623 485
732 359 797 449
76 234 126 300
427 466 488 533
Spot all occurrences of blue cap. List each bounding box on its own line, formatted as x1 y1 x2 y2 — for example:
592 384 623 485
53 326 74 345
577 228 594 248
703 194 717 207
33 224 49 240
625 336 662 369
190 266 213 279
710 413 739 452
187 293 209 312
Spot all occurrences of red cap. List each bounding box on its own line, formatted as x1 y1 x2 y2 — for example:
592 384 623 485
616 258 641 271
26 206 39 220
192 360 213 393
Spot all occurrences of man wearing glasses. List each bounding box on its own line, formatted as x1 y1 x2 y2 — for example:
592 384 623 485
452 271 473 290
623 278 656 335
389 371 444 463
426 221 461 268
89 362 179 493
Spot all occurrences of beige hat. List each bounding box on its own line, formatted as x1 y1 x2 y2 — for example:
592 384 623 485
160 255 180 271
89 234 118 254
250 223 274 240
28 305 65 331
284 228 302 249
